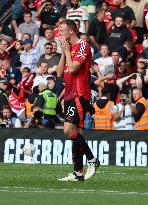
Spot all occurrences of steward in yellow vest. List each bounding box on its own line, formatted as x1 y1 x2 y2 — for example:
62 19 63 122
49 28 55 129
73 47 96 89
130 88 148 130
93 87 114 130
35 82 62 128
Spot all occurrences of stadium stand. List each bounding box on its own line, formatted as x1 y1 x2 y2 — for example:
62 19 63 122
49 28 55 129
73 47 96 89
0 0 147 130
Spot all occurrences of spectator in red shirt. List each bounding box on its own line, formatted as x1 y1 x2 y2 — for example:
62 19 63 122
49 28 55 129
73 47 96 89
17 67 34 99
125 20 138 43
101 1 112 32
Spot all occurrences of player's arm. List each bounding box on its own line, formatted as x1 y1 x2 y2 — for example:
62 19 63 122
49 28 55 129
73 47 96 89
65 51 81 74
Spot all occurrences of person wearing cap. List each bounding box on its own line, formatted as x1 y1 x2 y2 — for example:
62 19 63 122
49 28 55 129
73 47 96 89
47 75 64 97
112 92 135 130
0 78 9 112
34 81 62 128
46 75 56 89
20 38 40 73
93 87 114 130
47 74 65 122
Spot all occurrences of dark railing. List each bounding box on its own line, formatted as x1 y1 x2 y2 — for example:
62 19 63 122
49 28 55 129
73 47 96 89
0 0 15 24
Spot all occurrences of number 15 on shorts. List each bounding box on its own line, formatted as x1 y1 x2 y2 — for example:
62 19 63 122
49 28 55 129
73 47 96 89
66 106 75 117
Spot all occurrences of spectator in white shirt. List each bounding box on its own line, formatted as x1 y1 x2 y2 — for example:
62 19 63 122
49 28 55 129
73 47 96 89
112 93 135 130
20 39 40 73
66 0 89 33
95 44 114 76
32 62 49 89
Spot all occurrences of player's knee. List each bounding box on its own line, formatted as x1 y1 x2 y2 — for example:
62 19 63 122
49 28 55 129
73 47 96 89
64 126 72 137
64 126 78 139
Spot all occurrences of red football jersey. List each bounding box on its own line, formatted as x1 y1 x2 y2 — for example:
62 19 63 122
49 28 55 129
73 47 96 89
64 40 92 101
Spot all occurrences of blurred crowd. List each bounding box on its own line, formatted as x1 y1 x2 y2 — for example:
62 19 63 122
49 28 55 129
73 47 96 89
0 0 147 130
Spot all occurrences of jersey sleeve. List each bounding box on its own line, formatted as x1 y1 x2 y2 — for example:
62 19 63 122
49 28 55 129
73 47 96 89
73 41 90 64
82 9 89 21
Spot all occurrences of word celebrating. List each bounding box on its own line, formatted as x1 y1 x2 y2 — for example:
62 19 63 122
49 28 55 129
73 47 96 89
4 139 148 166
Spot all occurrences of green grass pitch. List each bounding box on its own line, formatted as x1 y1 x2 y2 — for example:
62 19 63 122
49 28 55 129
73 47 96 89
0 163 148 205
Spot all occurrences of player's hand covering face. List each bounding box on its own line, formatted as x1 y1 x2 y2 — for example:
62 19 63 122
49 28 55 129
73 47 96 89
60 37 70 53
